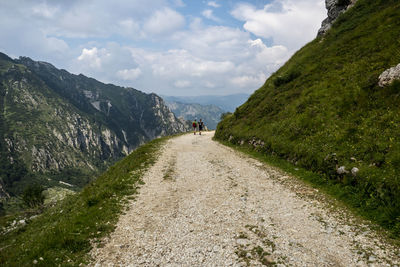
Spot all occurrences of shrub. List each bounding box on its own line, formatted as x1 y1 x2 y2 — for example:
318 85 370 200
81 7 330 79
22 183 45 208
273 69 301 87
220 112 232 120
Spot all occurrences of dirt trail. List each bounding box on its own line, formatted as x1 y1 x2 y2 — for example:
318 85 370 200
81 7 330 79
91 132 399 266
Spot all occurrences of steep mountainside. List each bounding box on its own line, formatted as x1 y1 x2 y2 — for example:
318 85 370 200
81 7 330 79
216 0 400 232
0 52 188 198
165 101 224 130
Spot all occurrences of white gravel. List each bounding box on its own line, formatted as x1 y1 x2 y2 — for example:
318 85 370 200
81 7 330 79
90 132 399 266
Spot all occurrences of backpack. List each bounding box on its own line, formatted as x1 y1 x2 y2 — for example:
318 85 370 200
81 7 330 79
192 121 197 127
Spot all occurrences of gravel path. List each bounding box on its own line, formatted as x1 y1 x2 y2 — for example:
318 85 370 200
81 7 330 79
90 132 399 266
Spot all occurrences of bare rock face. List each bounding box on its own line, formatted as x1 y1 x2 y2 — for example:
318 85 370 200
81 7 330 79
0 183 10 199
318 0 358 36
0 52 190 199
378 63 400 87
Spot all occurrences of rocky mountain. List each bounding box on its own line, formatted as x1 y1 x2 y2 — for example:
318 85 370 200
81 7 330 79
216 0 400 233
164 101 224 130
0 52 188 199
162 94 249 113
318 0 358 36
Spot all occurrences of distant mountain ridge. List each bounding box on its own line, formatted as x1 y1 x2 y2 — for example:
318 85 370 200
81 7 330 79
0 52 188 200
165 101 224 130
162 94 249 113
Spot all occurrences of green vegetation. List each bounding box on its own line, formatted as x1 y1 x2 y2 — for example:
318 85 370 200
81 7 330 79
220 112 233 121
0 135 169 266
215 0 400 236
22 184 45 208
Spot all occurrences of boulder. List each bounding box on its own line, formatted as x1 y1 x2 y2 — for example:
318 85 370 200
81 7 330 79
378 63 400 87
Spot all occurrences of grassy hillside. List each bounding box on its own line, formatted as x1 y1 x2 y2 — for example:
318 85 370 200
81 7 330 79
0 135 169 266
215 0 400 235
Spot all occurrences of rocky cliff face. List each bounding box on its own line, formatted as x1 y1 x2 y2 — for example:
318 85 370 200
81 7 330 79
318 0 358 36
0 52 189 198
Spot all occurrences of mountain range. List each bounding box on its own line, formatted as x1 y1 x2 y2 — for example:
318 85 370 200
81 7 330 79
162 94 249 113
0 52 189 201
162 94 249 130
164 101 225 130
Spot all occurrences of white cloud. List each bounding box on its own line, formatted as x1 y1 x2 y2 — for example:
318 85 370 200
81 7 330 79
0 0 326 96
204 81 216 88
116 68 142 80
231 0 325 50
174 80 191 88
68 23 294 96
32 3 58 19
72 43 142 85
149 49 235 78
231 73 267 88
202 9 221 22
118 19 141 38
207 1 220 8
173 0 186 7
189 17 204 31
143 8 185 36
77 47 105 69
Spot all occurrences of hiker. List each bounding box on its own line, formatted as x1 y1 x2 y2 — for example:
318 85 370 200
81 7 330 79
199 119 204 135
192 119 198 135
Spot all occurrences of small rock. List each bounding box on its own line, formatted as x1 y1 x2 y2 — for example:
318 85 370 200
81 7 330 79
263 255 274 264
336 166 348 174
236 239 249 246
33 260 38 264
18 219 26 226
39 257 44 261
351 167 359 176
368 255 376 262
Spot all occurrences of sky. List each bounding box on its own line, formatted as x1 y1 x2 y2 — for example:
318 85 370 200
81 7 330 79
0 0 327 96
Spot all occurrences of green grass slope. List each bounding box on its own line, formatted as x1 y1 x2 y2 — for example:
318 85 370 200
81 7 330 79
215 0 400 234
0 135 169 266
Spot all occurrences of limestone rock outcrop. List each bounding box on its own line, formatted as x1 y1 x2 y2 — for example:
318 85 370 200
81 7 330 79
0 52 190 198
378 63 400 87
318 0 358 36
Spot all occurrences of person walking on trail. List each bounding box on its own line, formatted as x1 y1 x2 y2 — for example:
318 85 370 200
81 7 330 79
199 119 204 135
192 119 198 135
